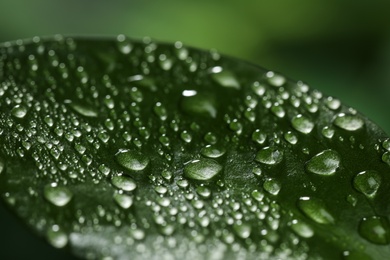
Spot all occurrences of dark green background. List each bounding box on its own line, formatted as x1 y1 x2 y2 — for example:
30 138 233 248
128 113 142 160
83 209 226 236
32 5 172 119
0 1 389 259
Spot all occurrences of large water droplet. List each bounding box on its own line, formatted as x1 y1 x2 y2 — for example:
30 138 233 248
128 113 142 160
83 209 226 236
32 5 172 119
180 90 217 118
291 114 314 134
333 113 364 131
306 149 340 176
184 159 222 181
111 175 137 191
44 183 73 207
358 216 390 245
255 147 283 165
11 105 28 118
353 170 381 198
113 193 133 209
115 149 149 171
47 225 68 248
298 197 335 224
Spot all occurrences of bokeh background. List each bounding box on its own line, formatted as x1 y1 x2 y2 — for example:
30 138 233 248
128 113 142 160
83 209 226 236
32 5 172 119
1 1 390 259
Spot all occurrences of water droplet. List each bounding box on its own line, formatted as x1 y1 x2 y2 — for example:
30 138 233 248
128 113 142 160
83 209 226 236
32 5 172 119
180 130 192 143
184 159 222 181
44 183 73 207
233 223 251 239
353 170 381 198
290 219 314 238
325 97 341 110
291 114 314 134
252 81 266 96
154 102 167 121
47 225 68 248
298 197 335 224
358 216 390 245
252 129 267 145
180 91 217 118
333 113 364 131
255 147 283 165
117 34 132 54
321 126 335 139
271 104 285 118
0 158 4 174
11 105 27 118
196 186 211 199
346 194 358 207
111 175 137 191
113 193 133 209
68 102 98 117
266 71 286 87
115 149 149 171
200 144 226 158
382 151 390 166
284 131 298 145
210 67 240 89
306 149 340 176
263 178 281 195
383 139 390 151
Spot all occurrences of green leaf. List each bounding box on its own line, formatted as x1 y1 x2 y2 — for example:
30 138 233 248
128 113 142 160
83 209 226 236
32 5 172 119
0 35 390 259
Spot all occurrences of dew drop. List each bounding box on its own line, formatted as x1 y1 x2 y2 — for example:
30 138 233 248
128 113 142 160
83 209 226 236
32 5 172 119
68 102 98 118
184 159 222 181
255 147 283 165
111 175 137 191
291 114 314 134
284 131 298 145
353 170 381 198
210 67 240 89
44 183 73 207
252 129 267 145
358 216 390 245
251 190 264 202
321 126 335 139
266 71 286 87
325 97 341 110
47 225 68 248
196 186 211 199
298 197 335 224
115 149 149 171
382 139 390 151
11 105 27 118
113 193 133 209
263 178 281 195
0 158 4 174
382 151 390 166
290 219 314 238
333 113 364 131
306 149 340 176
180 91 217 118
233 223 251 239
200 144 226 158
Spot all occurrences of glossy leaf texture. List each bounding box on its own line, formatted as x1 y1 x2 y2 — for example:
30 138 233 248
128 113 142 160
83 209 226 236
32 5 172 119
0 36 390 260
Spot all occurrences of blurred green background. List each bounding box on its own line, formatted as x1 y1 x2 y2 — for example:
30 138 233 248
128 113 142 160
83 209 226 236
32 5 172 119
0 0 390 259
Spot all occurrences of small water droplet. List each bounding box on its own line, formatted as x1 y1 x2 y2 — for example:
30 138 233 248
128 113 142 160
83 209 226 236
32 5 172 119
291 114 314 134
353 170 381 198
321 126 335 139
382 151 390 166
111 175 137 191
233 223 251 239
346 194 358 207
210 67 240 89
252 129 267 145
47 225 68 248
11 105 27 118
271 104 285 118
252 81 266 96
266 71 286 87
284 131 298 145
115 149 149 171
44 183 73 207
196 186 211 199
333 113 364 131
180 91 217 118
113 193 133 209
200 144 226 158
291 219 314 238
306 149 340 176
68 102 98 117
0 158 4 174
325 97 341 110
298 197 335 224
255 147 283 165
382 139 390 151
358 216 390 245
263 178 281 195
184 159 222 181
